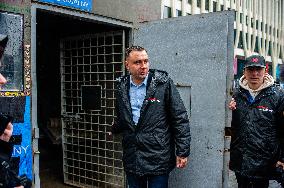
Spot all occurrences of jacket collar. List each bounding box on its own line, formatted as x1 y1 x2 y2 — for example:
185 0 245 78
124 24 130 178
116 69 169 128
239 85 276 104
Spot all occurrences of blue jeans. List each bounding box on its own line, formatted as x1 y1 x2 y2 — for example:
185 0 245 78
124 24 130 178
126 172 169 188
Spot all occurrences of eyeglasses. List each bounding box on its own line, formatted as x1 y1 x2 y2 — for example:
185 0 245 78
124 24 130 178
125 46 146 58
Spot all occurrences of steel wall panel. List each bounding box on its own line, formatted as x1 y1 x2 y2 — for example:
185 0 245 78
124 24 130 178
134 11 234 188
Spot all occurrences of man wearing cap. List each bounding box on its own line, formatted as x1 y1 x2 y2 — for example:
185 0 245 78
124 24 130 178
229 55 284 187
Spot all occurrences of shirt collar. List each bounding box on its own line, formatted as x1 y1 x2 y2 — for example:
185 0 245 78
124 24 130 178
130 74 148 87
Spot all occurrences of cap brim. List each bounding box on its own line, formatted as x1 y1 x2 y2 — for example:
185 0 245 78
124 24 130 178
244 64 266 68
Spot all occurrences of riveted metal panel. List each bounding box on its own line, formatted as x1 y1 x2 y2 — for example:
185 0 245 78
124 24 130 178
134 11 234 188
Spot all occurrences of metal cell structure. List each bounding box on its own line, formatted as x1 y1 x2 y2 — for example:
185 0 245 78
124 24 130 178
60 31 125 187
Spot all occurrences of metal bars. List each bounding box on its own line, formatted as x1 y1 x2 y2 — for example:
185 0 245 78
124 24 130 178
60 31 125 188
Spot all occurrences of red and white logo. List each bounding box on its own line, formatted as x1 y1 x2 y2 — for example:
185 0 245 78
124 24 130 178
251 58 259 63
256 106 273 112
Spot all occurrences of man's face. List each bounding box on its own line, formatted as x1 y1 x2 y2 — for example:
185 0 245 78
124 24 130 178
125 50 149 85
244 66 265 88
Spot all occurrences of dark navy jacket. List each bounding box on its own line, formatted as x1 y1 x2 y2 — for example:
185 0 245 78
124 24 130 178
112 69 191 175
230 85 284 179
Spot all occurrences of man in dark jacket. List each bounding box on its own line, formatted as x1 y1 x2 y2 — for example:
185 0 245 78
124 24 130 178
229 55 284 188
111 46 191 188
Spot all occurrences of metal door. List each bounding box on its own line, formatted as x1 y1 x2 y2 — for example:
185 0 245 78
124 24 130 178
133 11 234 188
60 31 125 187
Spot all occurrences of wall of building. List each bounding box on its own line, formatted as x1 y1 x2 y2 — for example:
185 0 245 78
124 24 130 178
93 0 161 24
162 0 284 79
0 0 33 181
32 0 161 24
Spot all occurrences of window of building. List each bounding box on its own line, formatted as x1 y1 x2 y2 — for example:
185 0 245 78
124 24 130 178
254 36 259 53
197 0 201 8
238 31 244 48
213 1 217 11
268 41 272 56
163 6 172 18
176 9 182 16
188 0 192 4
205 0 209 10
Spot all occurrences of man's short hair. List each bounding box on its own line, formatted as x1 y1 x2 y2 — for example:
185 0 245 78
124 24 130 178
125 46 147 59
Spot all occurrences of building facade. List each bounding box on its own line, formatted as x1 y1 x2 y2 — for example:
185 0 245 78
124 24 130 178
162 0 284 81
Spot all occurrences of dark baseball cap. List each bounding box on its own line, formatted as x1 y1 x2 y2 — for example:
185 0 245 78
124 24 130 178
244 55 266 69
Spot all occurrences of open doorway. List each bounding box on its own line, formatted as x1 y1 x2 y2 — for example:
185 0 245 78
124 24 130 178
36 9 129 187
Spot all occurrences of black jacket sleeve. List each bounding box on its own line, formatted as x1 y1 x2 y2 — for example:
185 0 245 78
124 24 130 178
111 87 122 134
0 139 22 188
167 78 191 157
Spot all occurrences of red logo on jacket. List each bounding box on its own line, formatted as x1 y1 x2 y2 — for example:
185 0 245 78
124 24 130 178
256 106 273 112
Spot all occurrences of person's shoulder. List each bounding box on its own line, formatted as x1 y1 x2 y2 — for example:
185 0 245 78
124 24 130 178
150 69 169 83
270 83 284 93
266 84 284 100
115 74 129 83
232 84 243 98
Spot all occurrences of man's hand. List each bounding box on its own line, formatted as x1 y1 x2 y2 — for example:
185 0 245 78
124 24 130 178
229 98 236 110
176 156 188 168
0 122 13 142
15 186 24 188
276 161 284 170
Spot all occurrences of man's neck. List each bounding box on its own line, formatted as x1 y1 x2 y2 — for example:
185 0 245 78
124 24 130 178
132 79 143 85
130 75 148 86
248 83 262 90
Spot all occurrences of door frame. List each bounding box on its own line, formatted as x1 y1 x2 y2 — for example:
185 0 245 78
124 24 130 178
31 3 133 187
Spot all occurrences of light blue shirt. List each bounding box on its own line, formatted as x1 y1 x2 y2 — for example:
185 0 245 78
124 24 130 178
129 75 148 125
